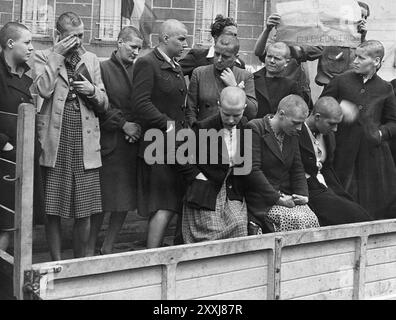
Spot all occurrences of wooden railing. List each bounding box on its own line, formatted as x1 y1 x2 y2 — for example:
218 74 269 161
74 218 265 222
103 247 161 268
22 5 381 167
0 104 36 300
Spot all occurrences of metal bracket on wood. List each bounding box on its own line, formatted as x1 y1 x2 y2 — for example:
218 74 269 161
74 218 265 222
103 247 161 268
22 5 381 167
23 270 42 300
274 237 283 300
3 175 18 182
38 265 63 276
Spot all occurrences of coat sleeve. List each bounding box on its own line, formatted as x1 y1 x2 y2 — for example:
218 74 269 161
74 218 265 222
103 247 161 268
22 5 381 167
290 140 309 197
379 85 396 141
242 71 258 120
186 69 200 127
244 122 281 208
130 57 172 131
179 50 198 78
33 50 65 99
290 46 323 63
87 54 109 114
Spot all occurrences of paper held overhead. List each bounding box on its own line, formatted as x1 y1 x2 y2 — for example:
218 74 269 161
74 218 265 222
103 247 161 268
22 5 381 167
273 0 362 47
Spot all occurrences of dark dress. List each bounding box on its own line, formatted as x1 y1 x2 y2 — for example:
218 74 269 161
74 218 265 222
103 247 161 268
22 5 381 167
299 124 373 226
321 71 396 219
131 48 188 217
389 79 396 166
99 52 139 212
0 52 45 230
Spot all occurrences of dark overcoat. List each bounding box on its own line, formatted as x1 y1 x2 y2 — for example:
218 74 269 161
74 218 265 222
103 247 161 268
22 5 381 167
299 125 372 225
254 67 300 118
244 116 308 218
321 71 396 219
99 51 139 212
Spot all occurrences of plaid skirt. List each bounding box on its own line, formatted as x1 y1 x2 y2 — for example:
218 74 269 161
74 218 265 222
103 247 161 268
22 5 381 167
266 204 320 232
43 101 102 219
182 173 248 244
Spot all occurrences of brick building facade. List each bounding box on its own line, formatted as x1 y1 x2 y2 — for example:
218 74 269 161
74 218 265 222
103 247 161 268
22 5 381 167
0 0 270 67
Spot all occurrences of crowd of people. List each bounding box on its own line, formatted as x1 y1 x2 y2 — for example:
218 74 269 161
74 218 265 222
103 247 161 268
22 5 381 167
1 2 396 261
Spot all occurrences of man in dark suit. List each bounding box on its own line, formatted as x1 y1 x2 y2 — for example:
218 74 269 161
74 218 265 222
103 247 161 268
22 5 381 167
179 14 245 79
131 19 189 249
177 87 249 243
254 42 303 118
321 40 396 220
300 97 372 226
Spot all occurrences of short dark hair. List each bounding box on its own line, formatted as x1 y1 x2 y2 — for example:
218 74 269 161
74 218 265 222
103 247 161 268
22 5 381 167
56 12 83 34
118 26 143 42
0 22 30 49
358 1 370 18
216 34 240 54
210 14 237 39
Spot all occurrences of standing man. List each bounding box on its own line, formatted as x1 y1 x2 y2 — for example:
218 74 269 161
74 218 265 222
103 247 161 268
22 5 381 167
300 97 373 226
186 34 257 126
33 12 108 260
321 40 396 220
131 19 189 249
0 22 44 251
87 26 143 256
254 42 303 118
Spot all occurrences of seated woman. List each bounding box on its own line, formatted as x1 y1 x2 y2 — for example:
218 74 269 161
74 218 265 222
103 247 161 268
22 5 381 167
177 87 249 243
245 95 320 233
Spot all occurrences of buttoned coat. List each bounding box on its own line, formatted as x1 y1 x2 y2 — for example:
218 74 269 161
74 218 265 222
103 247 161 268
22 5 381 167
244 116 308 217
33 49 108 170
130 47 188 158
186 64 257 126
321 71 396 219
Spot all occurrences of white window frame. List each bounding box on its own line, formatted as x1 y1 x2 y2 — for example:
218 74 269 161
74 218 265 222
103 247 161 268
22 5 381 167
199 0 230 45
98 0 122 40
22 0 52 37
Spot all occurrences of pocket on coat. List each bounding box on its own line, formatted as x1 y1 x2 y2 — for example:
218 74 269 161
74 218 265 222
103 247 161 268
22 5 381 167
158 72 174 93
186 179 218 211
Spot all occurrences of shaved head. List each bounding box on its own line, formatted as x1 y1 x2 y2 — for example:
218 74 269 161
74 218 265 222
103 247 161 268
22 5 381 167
313 97 343 119
358 40 385 61
159 19 187 42
0 22 30 49
278 94 309 117
219 87 247 128
268 42 291 59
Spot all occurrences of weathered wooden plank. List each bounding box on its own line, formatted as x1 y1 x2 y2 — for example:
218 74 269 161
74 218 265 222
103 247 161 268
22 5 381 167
177 251 270 281
14 104 35 300
65 285 162 300
368 233 396 250
366 246 396 266
365 278 396 299
366 262 396 283
176 266 268 300
282 239 356 263
41 266 162 300
282 252 355 282
162 263 177 300
281 269 355 300
353 236 368 300
197 286 268 300
32 236 275 280
292 287 354 300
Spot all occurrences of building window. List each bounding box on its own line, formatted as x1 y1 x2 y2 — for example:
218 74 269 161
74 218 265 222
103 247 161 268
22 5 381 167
199 0 229 45
99 0 122 40
22 0 53 37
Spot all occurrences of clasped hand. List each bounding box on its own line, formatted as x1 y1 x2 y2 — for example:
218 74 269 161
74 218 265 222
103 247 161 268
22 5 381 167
277 194 309 208
220 68 238 87
123 122 142 144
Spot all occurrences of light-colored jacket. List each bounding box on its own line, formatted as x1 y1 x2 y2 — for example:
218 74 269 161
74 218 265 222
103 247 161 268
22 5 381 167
33 48 109 170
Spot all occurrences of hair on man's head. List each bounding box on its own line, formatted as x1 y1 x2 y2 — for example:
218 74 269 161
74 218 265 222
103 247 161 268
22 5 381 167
268 42 291 59
56 12 83 33
216 34 240 54
278 94 309 116
358 1 370 17
118 26 143 42
211 15 237 39
0 22 30 49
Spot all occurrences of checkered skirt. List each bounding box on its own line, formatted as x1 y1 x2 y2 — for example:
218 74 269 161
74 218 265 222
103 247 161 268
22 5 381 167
43 101 102 219
182 173 248 244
